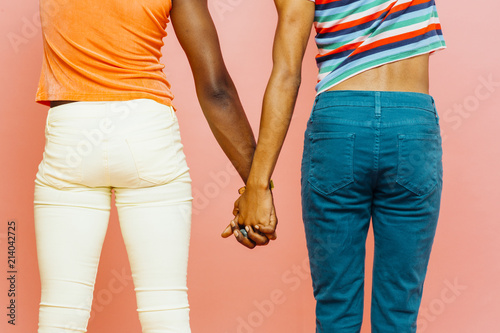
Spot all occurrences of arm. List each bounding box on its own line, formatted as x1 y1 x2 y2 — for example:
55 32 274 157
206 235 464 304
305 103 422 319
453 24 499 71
222 0 315 246
246 0 314 189
170 0 256 182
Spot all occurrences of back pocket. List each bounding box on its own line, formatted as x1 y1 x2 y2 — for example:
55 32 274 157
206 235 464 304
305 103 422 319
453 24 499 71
41 135 84 189
308 132 355 195
126 128 181 185
396 133 442 196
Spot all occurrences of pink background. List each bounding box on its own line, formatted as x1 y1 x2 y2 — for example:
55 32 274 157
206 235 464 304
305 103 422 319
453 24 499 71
1 0 499 332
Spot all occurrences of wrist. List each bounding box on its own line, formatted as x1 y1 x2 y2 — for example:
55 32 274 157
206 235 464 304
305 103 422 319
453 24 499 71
239 179 274 194
246 173 271 188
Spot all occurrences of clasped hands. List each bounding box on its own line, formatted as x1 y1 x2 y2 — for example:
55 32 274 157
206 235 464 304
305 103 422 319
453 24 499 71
220 185 278 249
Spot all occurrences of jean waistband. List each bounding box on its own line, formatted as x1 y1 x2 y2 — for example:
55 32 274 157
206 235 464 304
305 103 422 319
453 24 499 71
47 98 174 121
313 90 436 113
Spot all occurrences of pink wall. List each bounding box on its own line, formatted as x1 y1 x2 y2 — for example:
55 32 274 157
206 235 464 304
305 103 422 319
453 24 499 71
1 0 499 332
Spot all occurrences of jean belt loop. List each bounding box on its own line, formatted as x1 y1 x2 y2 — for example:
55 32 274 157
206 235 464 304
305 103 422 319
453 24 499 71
45 109 52 135
311 94 320 122
431 96 439 123
375 91 381 117
314 94 320 108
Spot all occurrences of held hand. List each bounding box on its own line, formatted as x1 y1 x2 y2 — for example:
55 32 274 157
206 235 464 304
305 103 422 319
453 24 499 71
226 215 268 249
221 186 278 248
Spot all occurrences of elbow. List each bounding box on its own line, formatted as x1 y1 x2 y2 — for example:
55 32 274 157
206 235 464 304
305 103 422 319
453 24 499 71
289 74 302 90
197 78 238 110
207 86 233 102
274 68 302 92
203 85 234 107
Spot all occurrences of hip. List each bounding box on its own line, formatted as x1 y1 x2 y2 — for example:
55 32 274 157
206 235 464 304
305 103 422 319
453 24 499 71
36 98 190 189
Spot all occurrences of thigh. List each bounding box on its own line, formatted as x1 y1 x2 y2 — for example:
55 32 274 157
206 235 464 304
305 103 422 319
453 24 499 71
34 184 111 332
115 177 192 288
114 170 192 332
371 168 442 333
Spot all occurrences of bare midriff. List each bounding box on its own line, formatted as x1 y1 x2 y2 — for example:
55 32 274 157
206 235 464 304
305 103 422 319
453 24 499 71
50 100 77 108
326 53 430 95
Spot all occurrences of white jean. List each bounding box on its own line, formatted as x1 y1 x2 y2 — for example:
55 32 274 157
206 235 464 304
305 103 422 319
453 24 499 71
33 99 193 332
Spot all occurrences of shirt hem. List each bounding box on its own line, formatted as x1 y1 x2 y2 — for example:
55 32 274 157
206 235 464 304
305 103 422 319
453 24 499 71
35 92 176 111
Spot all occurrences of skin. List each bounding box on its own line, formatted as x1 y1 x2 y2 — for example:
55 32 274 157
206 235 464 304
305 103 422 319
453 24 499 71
222 0 432 249
50 0 257 185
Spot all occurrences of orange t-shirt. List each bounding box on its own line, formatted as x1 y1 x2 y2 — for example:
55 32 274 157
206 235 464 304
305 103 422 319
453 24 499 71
36 0 174 108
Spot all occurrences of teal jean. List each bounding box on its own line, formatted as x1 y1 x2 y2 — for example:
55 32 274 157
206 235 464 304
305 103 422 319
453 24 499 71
301 90 443 333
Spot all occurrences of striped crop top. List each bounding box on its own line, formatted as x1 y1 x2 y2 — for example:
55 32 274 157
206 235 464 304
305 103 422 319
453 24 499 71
308 0 446 94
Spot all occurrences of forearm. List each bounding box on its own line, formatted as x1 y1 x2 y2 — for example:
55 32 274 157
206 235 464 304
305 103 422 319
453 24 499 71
246 70 300 189
170 0 256 182
223 70 301 242
196 80 256 183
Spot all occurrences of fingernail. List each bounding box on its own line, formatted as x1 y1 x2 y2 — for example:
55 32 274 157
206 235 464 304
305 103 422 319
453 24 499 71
245 226 250 232
255 225 260 230
231 220 236 227
233 230 239 237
